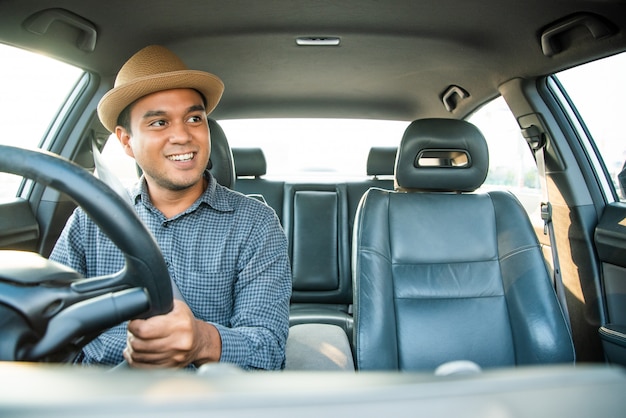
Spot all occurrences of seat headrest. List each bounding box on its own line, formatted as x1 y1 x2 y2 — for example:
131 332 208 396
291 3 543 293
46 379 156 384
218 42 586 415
395 119 489 192
232 147 267 177
366 147 397 177
208 119 236 189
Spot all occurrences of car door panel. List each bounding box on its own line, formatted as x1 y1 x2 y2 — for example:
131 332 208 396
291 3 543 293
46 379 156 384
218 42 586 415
595 203 626 365
35 193 77 257
0 198 39 251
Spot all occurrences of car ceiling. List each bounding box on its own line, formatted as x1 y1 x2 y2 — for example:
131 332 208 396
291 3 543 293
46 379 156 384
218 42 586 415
0 0 625 122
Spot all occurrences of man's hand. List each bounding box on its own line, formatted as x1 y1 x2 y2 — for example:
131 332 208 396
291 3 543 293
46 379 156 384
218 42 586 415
123 299 222 368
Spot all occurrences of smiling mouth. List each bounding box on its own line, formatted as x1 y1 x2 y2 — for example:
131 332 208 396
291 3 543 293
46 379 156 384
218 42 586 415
167 152 195 162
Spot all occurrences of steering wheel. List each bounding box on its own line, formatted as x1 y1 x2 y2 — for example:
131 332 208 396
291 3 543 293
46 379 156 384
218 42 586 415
0 145 173 362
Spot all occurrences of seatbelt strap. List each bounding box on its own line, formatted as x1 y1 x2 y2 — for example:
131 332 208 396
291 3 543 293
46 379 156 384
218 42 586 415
91 139 132 203
522 125 571 333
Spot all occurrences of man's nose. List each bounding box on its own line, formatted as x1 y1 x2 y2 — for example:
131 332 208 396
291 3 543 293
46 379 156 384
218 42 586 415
169 121 192 142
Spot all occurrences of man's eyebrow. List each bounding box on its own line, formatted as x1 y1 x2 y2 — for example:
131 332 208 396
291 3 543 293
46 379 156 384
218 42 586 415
188 104 206 113
141 110 167 119
141 105 206 120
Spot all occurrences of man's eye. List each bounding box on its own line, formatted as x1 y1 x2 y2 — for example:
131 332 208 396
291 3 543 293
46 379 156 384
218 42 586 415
187 115 203 123
150 120 167 127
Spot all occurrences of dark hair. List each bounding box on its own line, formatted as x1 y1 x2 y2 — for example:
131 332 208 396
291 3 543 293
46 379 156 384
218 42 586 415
116 103 133 134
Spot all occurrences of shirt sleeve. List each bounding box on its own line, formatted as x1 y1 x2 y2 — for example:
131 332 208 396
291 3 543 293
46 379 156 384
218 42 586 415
216 208 292 370
50 191 293 370
75 323 128 366
49 208 87 275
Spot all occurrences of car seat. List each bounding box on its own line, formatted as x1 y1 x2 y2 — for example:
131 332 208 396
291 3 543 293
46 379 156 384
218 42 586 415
207 119 236 189
351 118 575 371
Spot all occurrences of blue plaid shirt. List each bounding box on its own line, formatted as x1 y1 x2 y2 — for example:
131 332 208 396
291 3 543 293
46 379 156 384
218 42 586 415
50 173 292 370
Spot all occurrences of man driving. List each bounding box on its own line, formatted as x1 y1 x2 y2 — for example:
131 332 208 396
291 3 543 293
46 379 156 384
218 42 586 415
51 45 292 370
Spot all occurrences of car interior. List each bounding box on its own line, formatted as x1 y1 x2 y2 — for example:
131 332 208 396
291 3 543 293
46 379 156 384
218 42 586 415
1 0 626 416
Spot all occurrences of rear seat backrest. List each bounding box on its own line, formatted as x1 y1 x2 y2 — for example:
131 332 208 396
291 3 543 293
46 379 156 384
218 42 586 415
231 146 398 344
231 147 284 223
283 183 351 305
283 182 354 339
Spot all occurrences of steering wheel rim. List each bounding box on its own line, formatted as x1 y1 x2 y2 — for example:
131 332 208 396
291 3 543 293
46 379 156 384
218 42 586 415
0 145 173 360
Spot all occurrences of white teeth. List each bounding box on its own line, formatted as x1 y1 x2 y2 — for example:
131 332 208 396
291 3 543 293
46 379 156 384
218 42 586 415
168 152 194 161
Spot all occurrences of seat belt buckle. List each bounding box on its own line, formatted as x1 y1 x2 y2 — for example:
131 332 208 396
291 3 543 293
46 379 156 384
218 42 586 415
541 201 552 235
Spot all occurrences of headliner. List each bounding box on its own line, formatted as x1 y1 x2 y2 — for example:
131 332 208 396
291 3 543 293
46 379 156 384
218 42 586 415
0 0 625 121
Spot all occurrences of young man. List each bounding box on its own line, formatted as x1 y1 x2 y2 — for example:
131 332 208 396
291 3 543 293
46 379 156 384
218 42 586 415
50 45 292 370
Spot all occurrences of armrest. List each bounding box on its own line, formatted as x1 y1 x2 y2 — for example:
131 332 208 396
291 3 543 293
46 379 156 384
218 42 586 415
285 323 355 371
599 325 626 366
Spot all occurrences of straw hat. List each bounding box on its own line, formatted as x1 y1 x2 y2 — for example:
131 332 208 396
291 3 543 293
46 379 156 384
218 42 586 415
97 45 224 132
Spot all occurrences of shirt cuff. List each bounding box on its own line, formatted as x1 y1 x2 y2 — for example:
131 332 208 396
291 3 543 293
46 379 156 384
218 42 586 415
212 322 251 368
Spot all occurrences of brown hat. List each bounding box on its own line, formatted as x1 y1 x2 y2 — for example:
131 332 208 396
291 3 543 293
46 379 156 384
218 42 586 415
97 45 224 132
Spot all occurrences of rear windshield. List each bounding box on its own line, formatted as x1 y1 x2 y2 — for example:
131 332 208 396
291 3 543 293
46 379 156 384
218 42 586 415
220 119 408 180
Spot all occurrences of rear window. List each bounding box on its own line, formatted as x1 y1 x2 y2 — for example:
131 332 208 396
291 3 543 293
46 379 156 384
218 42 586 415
220 119 408 179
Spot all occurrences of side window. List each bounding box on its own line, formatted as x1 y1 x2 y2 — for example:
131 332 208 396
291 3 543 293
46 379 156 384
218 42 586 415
100 135 139 188
468 96 541 222
553 52 626 202
0 44 83 199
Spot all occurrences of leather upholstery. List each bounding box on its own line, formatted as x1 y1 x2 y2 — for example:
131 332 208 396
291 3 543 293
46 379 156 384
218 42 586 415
232 147 267 177
366 147 397 177
284 183 351 304
395 119 488 192
352 118 575 371
232 147 284 222
207 118 236 189
283 182 354 339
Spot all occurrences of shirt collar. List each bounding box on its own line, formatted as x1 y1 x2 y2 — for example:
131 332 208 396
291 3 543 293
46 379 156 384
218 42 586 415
131 171 233 215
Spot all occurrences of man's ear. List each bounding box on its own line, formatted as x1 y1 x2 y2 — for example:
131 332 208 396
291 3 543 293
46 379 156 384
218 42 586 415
115 126 135 158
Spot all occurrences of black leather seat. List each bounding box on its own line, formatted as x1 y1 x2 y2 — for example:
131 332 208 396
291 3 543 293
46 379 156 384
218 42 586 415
231 147 284 222
347 147 397 237
366 146 397 179
207 118 236 189
232 147 267 179
352 118 575 371
285 182 353 340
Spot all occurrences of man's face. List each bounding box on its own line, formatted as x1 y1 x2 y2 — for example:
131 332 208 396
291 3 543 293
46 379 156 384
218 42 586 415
116 88 210 192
